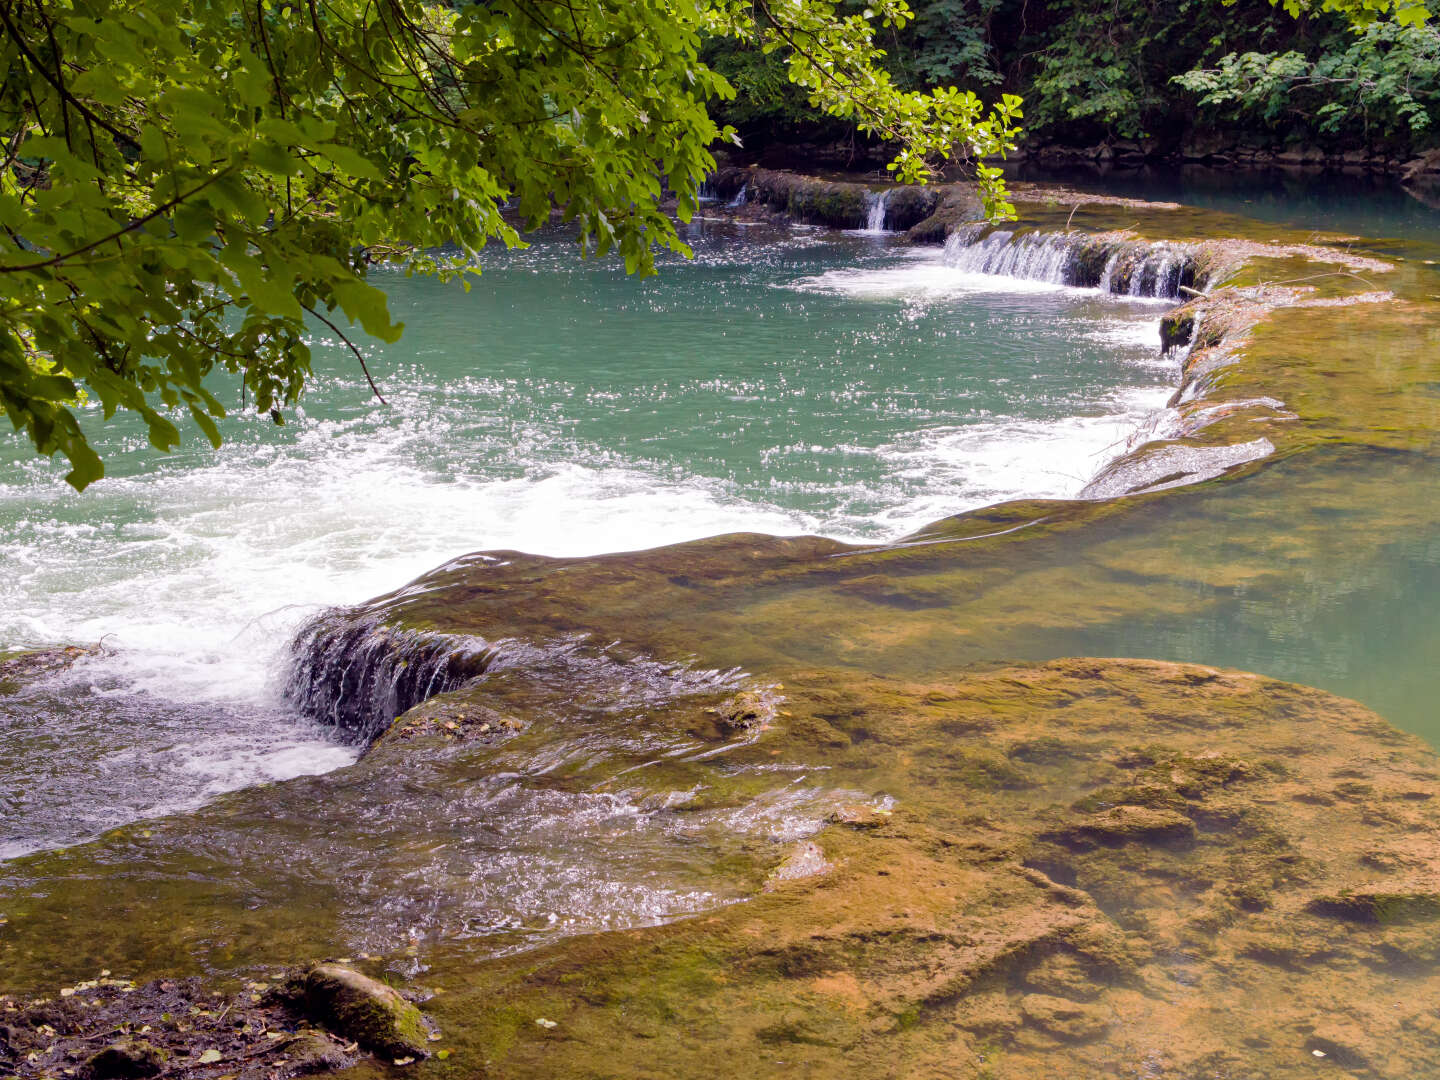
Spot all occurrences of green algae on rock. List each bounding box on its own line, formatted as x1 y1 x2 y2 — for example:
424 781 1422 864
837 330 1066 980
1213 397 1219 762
298 964 432 1060
6 654 1440 1079
387 660 1440 1080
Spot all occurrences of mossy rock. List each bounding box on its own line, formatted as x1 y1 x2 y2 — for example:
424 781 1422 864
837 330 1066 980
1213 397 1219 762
1307 886 1440 924
1161 310 1196 354
302 965 430 1060
879 185 944 231
905 188 984 244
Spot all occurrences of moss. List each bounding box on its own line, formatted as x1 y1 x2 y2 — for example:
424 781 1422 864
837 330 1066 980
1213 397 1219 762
1160 310 1195 354
1307 889 1440 924
302 965 430 1059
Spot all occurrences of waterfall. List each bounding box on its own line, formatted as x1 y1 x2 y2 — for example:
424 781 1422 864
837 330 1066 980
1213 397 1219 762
862 189 891 233
285 608 755 747
727 182 749 208
1098 251 1120 293
285 613 510 743
942 229 1200 300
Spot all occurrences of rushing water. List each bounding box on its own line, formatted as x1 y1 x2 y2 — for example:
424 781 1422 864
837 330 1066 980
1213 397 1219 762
0 222 1175 861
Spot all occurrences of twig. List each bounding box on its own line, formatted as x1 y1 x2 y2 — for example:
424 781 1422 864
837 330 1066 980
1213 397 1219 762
301 302 387 405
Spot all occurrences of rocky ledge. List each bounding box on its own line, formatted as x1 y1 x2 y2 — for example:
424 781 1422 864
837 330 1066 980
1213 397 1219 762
8 655 1438 1078
388 657 1440 1079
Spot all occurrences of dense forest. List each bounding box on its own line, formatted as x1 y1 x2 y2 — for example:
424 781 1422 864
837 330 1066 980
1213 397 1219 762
707 0 1440 167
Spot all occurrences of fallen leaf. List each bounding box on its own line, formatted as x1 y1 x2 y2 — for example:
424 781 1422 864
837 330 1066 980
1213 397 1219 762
197 1048 222 1064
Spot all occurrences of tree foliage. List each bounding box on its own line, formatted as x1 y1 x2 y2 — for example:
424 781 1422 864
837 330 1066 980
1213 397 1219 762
0 0 1021 489
720 0 1434 152
1176 20 1440 137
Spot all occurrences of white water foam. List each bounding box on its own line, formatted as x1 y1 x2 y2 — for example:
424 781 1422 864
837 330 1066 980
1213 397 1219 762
0 447 816 710
3 252 1173 712
858 189 890 234
788 256 1076 299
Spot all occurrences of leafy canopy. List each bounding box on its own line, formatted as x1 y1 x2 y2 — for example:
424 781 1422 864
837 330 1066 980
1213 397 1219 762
1176 20 1440 137
0 0 1022 490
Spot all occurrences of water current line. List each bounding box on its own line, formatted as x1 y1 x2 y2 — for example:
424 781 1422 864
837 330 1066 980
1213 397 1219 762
863 189 890 233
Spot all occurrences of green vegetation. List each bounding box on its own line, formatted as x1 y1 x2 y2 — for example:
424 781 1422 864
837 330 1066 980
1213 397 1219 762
714 0 1436 154
0 0 1021 489
1175 19 1440 140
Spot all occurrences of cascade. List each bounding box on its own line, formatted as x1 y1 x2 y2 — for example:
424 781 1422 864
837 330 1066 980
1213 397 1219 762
942 228 1201 299
285 613 509 743
285 609 753 746
727 182 749 208
863 189 891 232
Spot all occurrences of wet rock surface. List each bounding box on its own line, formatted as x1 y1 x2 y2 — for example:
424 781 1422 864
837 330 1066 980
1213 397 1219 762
412 659 1440 1079
297 964 431 1060
3 189 1440 1080
0 646 90 695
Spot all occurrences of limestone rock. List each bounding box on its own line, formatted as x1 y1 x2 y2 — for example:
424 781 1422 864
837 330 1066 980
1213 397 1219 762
1022 952 1104 1001
1052 805 1196 849
302 964 430 1060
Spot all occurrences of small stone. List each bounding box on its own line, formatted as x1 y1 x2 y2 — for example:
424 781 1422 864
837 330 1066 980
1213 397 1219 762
87 1040 168 1079
302 964 431 1059
763 841 831 891
535 1018 558 1030
279 1033 350 1075
828 805 891 829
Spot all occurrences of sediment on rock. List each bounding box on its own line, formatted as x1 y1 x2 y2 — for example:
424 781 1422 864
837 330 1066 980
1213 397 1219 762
0 972 366 1080
412 658 1440 1080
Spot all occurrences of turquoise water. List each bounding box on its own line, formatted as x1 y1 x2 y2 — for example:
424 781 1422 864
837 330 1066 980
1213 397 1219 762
0 222 1174 859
